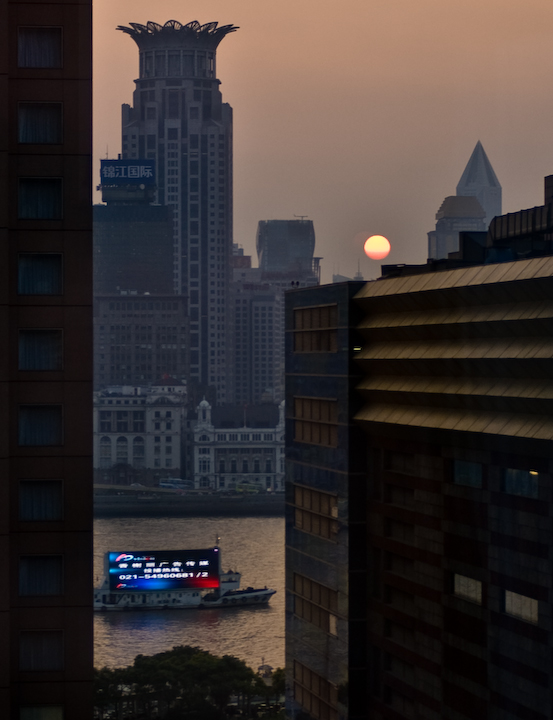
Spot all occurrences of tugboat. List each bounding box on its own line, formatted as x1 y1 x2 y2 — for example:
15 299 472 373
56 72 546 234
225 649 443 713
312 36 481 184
93 547 276 611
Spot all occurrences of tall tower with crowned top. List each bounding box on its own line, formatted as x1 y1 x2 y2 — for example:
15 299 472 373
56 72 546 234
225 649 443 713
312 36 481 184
118 20 238 402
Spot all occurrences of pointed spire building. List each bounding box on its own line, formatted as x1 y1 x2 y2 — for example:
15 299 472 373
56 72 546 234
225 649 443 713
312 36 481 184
456 141 502 226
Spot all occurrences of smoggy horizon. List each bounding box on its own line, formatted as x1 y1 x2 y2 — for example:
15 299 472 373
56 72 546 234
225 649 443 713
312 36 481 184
93 0 553 283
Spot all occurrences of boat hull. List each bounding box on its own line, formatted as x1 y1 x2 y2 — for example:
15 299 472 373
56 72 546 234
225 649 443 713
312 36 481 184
93 587 276 611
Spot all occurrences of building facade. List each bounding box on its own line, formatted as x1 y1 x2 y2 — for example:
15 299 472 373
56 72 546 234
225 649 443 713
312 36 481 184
1 2 93 717
93 293 188 389
93 202 174 296
193 400 285 492
118 20 238 401
93 384 185 485
285 282 366 720
230 257 284 405
285 241 553 719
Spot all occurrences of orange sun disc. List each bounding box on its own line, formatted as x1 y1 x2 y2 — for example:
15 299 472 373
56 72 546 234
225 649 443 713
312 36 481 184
364 235 391 260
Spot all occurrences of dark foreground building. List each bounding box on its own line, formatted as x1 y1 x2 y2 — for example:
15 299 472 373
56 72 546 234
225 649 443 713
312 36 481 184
1 2 93 718
286 192 553 719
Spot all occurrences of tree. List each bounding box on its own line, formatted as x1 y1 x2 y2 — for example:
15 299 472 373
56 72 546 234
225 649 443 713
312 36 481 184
94 645 267 719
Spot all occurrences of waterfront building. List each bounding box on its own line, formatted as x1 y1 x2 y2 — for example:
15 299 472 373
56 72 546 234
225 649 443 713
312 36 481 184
192 400 285 492
0 2 94 717
93 293 188 389
286 180 553 719
456 140 502 227
118 20 238 401
93 383 185 485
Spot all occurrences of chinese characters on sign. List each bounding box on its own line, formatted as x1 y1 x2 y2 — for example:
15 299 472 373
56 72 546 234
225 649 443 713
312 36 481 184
100 159 155 186
108 549 220 592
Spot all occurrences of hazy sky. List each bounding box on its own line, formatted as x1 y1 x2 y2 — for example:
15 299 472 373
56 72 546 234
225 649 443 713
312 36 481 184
94 0 553 283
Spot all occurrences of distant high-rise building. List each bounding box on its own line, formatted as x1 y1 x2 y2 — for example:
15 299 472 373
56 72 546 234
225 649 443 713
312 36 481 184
256 219 321 286
93 294 189 389
456 140 502 226
428 142 502 261
230 265 283 405
428 195 487 260
94 158 174 296
228 221 321 406
118 20 238 401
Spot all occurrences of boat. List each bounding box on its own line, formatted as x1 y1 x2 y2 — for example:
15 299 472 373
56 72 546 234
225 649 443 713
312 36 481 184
93 546 276 611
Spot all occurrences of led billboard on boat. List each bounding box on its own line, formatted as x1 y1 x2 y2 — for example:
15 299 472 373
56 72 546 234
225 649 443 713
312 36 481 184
108 548 220 592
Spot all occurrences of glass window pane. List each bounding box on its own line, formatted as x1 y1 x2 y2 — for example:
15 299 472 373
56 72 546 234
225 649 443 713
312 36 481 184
18 405 63 446
453 460 482 488
503 468 538 499
505 590 538 624
19 556 63 596
18 254 63 295
19 103 62 144
19 329 63 370
19 480 63 521
19 631 63 671
453 573 482 604
19 178 63 219
18 27 62 68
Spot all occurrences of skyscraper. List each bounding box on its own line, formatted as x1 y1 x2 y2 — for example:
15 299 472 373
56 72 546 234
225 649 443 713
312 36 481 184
256 219 320 284
456 140 502 227
1 2 93 717
118 20 238 401
428 142 502 260
286 182 553 719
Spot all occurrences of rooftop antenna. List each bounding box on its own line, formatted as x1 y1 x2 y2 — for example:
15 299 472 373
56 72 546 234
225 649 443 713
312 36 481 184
293 214 308 220
105 145 109 159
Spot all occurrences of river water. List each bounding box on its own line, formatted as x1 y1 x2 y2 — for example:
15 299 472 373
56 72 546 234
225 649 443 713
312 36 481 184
94 516 285 672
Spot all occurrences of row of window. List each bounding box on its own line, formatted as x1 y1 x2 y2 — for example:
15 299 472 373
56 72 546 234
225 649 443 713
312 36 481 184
293 485 339 542
387 451 541 499
293 305 338 354
293 573 338 636
454 459 539 498
293 397 338 448
453 573 539 624
200 433 275 442
293 661 338 720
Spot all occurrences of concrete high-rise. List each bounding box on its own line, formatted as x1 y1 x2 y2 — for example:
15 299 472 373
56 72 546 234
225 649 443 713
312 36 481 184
1 1 93 717
118 20 238 401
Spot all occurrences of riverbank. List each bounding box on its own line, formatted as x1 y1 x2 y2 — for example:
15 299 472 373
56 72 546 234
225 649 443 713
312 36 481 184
93 493 285 518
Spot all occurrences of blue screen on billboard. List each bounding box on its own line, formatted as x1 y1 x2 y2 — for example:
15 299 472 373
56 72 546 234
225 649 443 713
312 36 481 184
100 159 155 186
108 548 220 592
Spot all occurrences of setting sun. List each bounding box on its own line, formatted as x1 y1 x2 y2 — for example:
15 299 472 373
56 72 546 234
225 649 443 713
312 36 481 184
364 235 391 260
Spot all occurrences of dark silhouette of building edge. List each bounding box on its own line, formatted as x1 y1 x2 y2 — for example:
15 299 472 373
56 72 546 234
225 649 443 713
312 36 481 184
1 4 93 718
285 177 553 719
